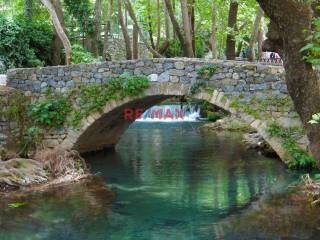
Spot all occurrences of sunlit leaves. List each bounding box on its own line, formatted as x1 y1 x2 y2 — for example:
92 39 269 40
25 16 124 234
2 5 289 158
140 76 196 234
301 17 320 65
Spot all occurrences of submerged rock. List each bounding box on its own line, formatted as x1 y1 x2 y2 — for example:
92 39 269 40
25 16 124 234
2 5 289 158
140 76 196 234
243 132 276 157
0 158 49 192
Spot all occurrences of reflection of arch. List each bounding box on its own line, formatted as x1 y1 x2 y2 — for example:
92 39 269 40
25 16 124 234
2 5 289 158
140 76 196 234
61 82 287 161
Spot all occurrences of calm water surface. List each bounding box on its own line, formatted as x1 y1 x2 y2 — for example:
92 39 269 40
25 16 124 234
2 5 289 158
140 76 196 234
0 122 301 239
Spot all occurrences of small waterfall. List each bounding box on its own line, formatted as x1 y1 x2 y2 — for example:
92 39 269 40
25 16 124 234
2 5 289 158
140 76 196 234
136 105 201 122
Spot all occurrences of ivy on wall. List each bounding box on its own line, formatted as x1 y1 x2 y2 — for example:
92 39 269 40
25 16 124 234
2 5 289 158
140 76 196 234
1 73 150 157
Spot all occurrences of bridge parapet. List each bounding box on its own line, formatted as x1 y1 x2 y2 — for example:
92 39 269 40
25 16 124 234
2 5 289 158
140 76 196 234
6 58 287 98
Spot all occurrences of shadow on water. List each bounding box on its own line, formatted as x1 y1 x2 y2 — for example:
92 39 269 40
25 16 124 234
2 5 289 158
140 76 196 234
0 122 317 239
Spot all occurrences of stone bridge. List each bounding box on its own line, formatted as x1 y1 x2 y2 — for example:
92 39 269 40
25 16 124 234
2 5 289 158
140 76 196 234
1 58 305 163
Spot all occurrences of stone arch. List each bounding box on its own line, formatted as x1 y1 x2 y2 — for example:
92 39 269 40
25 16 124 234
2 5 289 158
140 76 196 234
60 82 288 161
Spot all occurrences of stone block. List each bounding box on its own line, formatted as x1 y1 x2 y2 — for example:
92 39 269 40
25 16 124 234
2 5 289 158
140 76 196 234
169 69 184 76
174 62 185 70
170 76 180 83
158 72 170 82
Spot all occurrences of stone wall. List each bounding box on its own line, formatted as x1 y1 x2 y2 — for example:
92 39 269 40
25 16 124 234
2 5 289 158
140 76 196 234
6 58 287 96
6 58 294 123
0 87 10 149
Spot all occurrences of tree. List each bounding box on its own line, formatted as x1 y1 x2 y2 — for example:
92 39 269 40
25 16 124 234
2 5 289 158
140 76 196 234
123 0 162 57
156 0 161 49
117 0 132 60
93 0 102 57
51 0 66 65
226 0 238 60
146 0 156 49
248 6 263 61
41 0 71 65
257 27 263 59
257 0 320 166
103 0 113 59
211 1 218 59
132 25 139 59
164 0 193 57
180 0 194 57
164 3 171 40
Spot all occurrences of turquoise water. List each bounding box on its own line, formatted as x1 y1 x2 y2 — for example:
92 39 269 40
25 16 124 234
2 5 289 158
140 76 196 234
0 122 300 239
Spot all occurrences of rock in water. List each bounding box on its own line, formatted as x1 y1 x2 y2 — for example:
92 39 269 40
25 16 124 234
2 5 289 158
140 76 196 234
0 158 49 192
243 132 276 157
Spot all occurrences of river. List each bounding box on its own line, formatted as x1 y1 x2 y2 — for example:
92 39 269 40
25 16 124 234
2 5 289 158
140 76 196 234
0 122 312 239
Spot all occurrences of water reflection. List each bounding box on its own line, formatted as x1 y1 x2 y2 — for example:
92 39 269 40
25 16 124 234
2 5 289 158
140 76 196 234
85 122 295 239
0 122 298 240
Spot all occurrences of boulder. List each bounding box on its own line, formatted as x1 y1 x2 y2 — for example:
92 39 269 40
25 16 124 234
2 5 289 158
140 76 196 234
0 158 49 192
243 132 276 157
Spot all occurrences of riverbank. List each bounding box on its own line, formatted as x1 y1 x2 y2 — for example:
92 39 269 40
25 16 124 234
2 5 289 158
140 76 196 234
219 175 320 239
200 116 276 156
0 148 89 194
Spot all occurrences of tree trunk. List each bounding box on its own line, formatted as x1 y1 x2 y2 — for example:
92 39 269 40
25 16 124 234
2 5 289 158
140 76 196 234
156 0 161 49
211 1 217 59
164 4 171 40
258 27 263 60
25 0 33 19
248 6 263 61
103 0 113 60
180 0 194 57
117 0 132 60
226 1 238 60
188 0 196 55
41 0 71 65
147 0 156 50
132 25 139 59
123 0 163 57
257 0 320 166
51 0 65 65
93 0 102 57
164 0 187 56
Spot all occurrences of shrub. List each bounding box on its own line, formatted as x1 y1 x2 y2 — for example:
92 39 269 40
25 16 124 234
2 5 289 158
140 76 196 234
268 123 316 170
34 148 87 177
71 44 97 64
207 111 223 122
0 15 53 72
300 17 320 65
196 64 218 80
29 92 72 129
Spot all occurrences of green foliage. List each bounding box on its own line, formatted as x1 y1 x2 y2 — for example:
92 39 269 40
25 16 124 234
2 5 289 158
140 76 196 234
0 15 53 72
230 98 260 118
268 123 316 170
71 44 96 64
29 91 72 129
301 17 320 65
190 64 218 95
207 111 223 122
163 38 207 58
309 113 320 124
8 202 28 209
64 0 95 36
72 73 150 127
196 64 218 80
190 81 206 95
163 39 184 58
